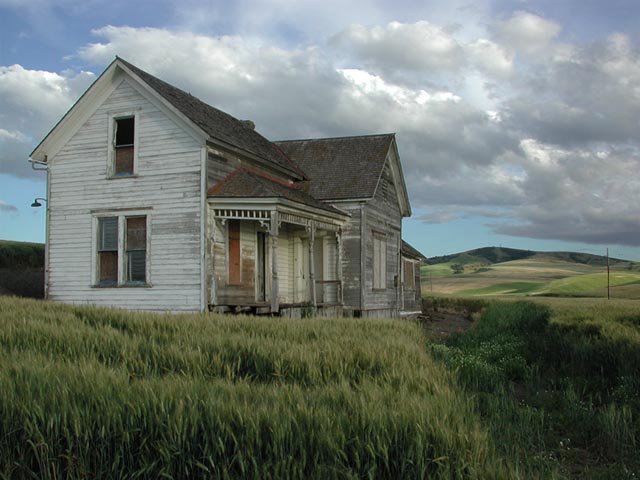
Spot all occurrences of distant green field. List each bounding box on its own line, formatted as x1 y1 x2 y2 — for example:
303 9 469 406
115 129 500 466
459 282 544 296
537 271 640 296
422 253 640 299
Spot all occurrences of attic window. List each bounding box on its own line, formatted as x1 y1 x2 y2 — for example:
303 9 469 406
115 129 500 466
114 116 135 176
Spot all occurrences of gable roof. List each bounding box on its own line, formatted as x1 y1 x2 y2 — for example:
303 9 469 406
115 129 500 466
31 57 305 180
208 167 346 217
116 58 305 180
402 240 427 262
275 134 394 201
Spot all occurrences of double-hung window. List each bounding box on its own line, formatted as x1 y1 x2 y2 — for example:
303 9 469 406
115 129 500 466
96 214 149 286
372 232 386 290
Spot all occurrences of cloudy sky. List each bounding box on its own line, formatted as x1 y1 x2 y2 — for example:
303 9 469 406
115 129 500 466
1 0 639 260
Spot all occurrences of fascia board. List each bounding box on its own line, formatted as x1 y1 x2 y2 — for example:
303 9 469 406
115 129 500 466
208 197 350 222
31 59 122 161
116 62 208 144
388 137 412 217
206 138 304 181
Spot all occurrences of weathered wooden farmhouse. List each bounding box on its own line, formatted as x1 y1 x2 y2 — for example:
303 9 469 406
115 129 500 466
30 57 425 317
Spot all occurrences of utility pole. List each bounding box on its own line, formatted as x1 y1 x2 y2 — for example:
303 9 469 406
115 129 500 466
607 248 610 300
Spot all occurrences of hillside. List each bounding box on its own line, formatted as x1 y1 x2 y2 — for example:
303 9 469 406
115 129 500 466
0 240 45 299
422 247 639 298
427 246 628 267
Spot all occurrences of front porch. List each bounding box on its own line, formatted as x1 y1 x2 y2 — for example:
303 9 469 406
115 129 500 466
207 202 347 316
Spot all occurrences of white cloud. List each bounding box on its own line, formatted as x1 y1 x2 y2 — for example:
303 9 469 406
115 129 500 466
0 64 95 178
495 11 561 56
3 15 639 248
330 21 464 73
466 39 513 78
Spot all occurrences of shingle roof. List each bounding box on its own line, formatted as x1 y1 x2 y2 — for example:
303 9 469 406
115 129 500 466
274 134 394 200
117 57 305 180
402 240 427 262
208 167 346 216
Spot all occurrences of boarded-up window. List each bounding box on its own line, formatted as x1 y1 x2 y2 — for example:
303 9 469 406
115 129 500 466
373 232 386 289
404 259 415 289
98 217 118 284
228 220 241 284
114 117 134 176
126 217 146 283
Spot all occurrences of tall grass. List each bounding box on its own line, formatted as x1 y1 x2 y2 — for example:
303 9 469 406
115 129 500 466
430 300 640 478
0 297 516 479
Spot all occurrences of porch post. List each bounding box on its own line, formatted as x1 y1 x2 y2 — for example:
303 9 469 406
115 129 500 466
336 230 343 305
270 211 279 313
308 222 317 308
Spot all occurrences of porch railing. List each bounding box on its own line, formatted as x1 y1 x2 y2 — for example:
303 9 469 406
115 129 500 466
315 280 342 305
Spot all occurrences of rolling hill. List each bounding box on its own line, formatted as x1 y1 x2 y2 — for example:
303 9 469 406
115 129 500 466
422 247 639 299
0 240 45 298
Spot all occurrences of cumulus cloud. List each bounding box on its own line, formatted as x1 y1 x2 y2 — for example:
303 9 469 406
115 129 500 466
330 21 464 73
504 32 640 148
2 14 638 248
494 10 561 56
0 64 95 177
466 39 513 78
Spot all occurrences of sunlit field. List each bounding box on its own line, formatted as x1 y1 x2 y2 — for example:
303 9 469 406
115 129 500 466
422 256 640 299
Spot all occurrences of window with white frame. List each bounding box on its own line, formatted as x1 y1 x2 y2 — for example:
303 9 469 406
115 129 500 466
372 232 386 290
96 214 148 286
109 112 138 177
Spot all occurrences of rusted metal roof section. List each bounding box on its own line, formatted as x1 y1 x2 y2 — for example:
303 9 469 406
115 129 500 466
208 167 345 216
402 240 427 261
274 134 394 200
117 57 306 180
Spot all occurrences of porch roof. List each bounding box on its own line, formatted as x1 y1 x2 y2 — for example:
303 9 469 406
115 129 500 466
208 167 346 217
402 240 427 262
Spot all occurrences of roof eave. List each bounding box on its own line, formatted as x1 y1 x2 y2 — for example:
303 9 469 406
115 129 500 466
207 196 350 222
31 58 121 161
206 139 304 181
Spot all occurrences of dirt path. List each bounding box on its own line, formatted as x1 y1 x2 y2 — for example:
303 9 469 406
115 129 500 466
420 310 473 340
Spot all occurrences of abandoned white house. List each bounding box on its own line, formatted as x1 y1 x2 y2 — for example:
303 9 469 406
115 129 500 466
30 57 425 317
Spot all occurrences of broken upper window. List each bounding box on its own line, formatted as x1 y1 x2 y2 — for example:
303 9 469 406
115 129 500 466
114 116 135 176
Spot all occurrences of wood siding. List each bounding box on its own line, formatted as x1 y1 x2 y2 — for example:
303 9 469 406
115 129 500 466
362 158 402 315
47 79 204 312
331 203 362 310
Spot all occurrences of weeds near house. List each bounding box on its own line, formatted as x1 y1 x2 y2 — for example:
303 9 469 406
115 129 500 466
430 300 640 478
